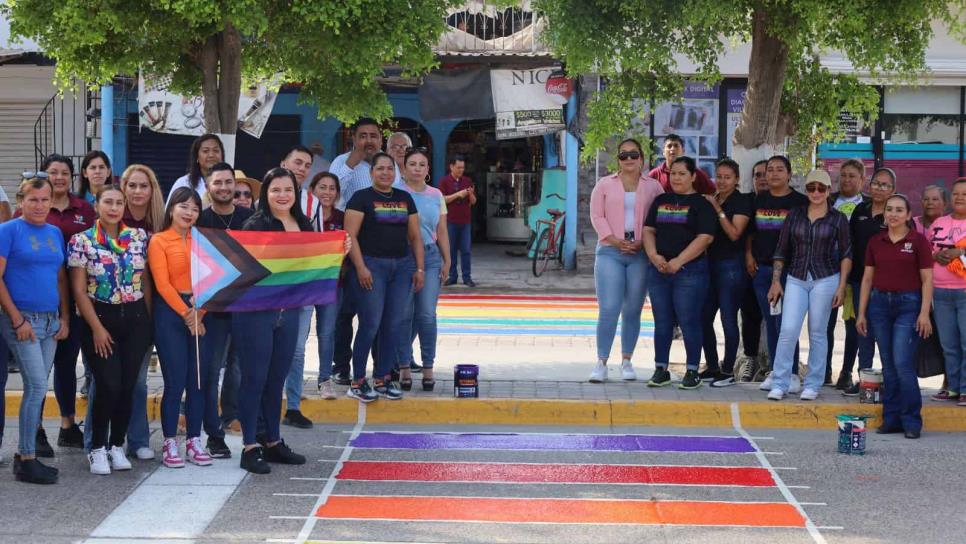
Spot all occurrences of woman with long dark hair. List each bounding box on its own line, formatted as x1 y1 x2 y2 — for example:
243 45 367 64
309 172 346 399
147 187 213 468
69 185 153 473
233 168 313 474
588 138 662 383
79 150 113 205
856 194 933 438
343 153 424 402
701 158 752 387
643 156 717 390
166 133 224 205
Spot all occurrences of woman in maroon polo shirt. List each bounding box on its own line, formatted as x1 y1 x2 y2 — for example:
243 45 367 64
16 155 96 454
856 194 933 439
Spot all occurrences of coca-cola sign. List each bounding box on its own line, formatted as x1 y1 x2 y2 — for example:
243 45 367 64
545 74 573 105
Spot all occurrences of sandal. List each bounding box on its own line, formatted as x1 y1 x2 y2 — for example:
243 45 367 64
422 377 436 392
400 378 413 391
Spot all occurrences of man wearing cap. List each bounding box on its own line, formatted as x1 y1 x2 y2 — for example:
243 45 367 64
195 162 255 456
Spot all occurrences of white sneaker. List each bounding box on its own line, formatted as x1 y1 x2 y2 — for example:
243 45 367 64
788 374 803 394
318 379 337 400
588 361 608 383
89 447 111 475
134 447 155 460
620 360 637 381
800 388 819 401
109 446 132 471
767 388 785 401
759 373 774 391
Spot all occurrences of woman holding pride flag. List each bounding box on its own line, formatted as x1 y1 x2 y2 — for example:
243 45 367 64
148 188 213 468
233 167 313 474
344 152 425 403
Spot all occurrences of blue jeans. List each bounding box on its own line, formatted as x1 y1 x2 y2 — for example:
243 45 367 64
447 223 472 282
316 289 342 383
400 244 443 368
647 257 709 371
702 256 746 374
352 254 415 380
868 290 923 433
771 273 839 392
220 346 241 424
933 287 966 395
753 264 799 373
50 309 83 418
232 309 299 446
284 306 315 411
594 244 648 360
332 283 357 378
202 313 231 438
1 311 60 456
154 296 212 439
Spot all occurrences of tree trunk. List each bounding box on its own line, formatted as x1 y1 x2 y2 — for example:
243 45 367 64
216 23 242 136
198 35 221 133
732 6 792 191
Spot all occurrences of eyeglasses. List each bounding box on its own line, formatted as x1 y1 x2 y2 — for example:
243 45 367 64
389 143 409 151
870 181 894 189
22 171 50 180
234 191 252 198
805 183 829 194
618 151 641 161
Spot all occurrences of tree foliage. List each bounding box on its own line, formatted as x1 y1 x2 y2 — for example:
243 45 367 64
5 0 456 131
535 0 966 163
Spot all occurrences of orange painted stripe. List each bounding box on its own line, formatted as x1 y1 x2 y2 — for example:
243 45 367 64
244 239 344 259
316 496 805 527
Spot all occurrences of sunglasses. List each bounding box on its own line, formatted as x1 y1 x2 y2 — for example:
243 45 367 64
406 146 429 154
870 181 894 189
234 191 252 198
22 171 50 180
805 183 829 194
618 151 641 161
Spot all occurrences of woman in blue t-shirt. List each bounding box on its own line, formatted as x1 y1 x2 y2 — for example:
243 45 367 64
344 153 425 402
395 148 451 392
0 175 70 484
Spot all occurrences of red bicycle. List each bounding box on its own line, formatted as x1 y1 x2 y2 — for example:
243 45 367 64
531 208 565 277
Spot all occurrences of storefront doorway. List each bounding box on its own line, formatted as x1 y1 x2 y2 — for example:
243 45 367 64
446 119 544 243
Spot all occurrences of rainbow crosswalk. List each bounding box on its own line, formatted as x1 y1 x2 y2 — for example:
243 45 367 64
311 430 814 536
438 294 655 337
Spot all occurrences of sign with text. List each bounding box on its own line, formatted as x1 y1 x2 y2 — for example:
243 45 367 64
491 67 567 140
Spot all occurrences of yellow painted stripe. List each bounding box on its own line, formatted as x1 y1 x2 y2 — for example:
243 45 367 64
11 393 966 431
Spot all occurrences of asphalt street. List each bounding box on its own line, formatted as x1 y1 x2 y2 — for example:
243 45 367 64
0 416 963 543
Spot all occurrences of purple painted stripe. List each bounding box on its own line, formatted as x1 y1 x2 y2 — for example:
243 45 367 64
349 432 755 453
224 278 337 312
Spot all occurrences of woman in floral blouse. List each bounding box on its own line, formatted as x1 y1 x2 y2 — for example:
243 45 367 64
68 185 153 475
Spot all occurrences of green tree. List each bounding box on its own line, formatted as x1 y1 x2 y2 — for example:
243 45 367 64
5 0 454 136
536 0 965 178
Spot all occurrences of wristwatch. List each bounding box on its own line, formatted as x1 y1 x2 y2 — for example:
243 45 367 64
718 212 726 219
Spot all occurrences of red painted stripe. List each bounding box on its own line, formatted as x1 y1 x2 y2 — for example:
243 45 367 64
440 294 598 302
337 461 775 487
316 496 805 527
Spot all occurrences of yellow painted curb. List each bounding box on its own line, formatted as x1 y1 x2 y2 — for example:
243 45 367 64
8 393 966 432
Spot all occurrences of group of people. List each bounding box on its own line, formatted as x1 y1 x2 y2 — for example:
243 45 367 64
0 118 474 483
591 134 966 439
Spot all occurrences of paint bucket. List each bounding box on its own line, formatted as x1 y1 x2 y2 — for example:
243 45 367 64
858 369 883 404
837 414 869 455
454 364 479 398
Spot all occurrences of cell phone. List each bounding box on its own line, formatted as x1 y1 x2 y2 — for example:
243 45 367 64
770 297 782 316
624 232 635 242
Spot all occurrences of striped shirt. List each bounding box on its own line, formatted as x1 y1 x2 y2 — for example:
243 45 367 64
773 205 852 281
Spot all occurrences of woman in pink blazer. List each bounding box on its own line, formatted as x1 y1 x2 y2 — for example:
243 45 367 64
588 138 664 383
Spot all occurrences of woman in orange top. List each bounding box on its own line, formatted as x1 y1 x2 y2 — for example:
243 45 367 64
147 187 213 469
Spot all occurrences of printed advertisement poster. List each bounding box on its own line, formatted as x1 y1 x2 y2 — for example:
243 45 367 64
726 86 746 158
653 81 719 176
491 67 569 140
138 74 279 138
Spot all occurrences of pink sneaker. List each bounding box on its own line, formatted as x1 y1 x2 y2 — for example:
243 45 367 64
162 438 184 468
186 437 213 466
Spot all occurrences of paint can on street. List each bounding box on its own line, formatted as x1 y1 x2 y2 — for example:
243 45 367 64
454 364 479 398
837 414 869 455
858 369 883 404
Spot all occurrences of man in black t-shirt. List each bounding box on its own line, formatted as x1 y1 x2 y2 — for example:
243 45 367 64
195 163 255 457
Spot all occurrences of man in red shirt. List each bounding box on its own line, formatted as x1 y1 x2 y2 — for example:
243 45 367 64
648 134 716 195
439 156 477 287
